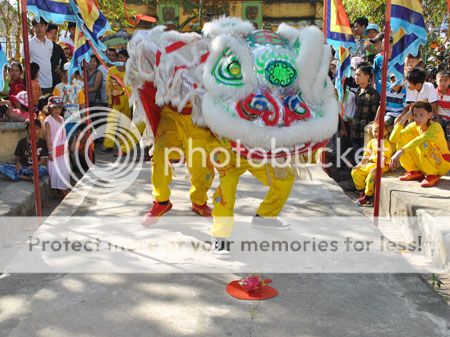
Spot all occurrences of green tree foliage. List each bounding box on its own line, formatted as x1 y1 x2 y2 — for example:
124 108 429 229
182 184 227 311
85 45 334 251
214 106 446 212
342 0 448 31
99 0 138 29
422 0 448 31
342 0 385 26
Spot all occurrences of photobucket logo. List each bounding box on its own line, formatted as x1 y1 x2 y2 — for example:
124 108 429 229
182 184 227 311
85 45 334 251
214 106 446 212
163 137 375 173
52 107 145 198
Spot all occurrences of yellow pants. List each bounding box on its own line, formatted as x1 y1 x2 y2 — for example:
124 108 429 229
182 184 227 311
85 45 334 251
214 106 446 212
400 142 450 176
211 153 295 239
152 108 215 205
103 96 144 153
351 162 382 196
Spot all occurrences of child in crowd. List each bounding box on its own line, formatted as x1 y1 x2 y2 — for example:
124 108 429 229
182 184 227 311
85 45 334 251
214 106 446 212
0 99 25 121
351 121 392 206
364 24 381 64
37 94 51 138
8 62 26 106
2 91 36 121
389 101 450 187
435 70 450 148
73 71 84 89
404 53 422 78
405 67 439 118
372 35 393 94
45 96 71 197
0 119 48 181
53 62 85 140
30 62 42 110
352 63 380 151
374 76 407 127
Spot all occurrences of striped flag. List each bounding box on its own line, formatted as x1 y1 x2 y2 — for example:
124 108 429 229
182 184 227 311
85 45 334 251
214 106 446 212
325 0 356 102
325 0 356 50
27 0 77 24
389 0 427 81
67 0 112 78
0 44 8 91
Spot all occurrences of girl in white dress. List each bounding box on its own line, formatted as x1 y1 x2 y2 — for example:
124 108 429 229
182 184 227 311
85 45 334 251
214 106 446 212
45 96 71 197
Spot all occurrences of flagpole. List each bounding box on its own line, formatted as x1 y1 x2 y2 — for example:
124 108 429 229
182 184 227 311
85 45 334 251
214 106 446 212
82 58 95 162
322 0 328 38
373 0 392 225
447 0 450 39
20 0 42 217
320 0 329 167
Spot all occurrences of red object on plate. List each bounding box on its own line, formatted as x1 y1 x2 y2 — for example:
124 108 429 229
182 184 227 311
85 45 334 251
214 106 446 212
226 279 279 300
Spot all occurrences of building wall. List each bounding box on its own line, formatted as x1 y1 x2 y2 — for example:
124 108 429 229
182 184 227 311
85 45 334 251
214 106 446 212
127 0 323 31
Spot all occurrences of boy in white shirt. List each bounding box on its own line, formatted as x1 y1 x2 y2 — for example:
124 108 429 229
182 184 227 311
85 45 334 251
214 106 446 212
405 67 438 118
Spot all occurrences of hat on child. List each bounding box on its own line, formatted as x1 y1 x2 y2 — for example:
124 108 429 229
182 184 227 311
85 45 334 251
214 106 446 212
48 96 64 108
13 91 29 108
365 24 381 34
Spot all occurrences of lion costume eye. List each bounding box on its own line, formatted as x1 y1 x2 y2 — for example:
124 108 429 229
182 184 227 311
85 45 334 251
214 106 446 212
212 48 244 87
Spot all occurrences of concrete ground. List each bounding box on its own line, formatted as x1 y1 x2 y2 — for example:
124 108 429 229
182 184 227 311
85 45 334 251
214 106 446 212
1 154 450 336
0 175 50 216
1 273 450 337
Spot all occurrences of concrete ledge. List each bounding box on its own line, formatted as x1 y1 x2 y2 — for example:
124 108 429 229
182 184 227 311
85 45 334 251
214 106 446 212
0 175 50 216
417 210 450 270
379 171 450 270
0 122 26 131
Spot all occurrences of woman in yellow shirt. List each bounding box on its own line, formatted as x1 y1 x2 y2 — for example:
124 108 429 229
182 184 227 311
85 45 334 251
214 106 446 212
389 101 450 187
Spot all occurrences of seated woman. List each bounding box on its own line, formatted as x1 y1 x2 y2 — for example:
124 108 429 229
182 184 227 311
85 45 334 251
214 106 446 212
389 101 450 187
0 119 48 181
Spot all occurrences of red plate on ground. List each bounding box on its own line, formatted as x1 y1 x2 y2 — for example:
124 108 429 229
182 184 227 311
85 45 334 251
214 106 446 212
226 280 279 300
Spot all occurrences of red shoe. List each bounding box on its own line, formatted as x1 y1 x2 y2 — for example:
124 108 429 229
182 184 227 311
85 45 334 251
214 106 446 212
399 171 424 181
420 175 440 188
192 203 212 217
142 201 172 226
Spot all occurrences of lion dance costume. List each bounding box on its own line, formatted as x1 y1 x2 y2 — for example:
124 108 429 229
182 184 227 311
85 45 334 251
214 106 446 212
126 18 338 247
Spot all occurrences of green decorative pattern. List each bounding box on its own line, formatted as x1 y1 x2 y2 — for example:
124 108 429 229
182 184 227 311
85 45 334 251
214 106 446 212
265 60 297 87
246 31 289 48
255 52 293 75
211 48 244 87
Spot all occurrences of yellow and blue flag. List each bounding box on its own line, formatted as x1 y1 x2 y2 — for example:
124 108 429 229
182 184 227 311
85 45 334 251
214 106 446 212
325 0 356 50
27 0 77 24
389 0 427 81
325 0 355 101
67 0 112 78
0 44 8 91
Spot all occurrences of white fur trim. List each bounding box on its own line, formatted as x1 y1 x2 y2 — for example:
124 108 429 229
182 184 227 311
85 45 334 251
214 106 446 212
296 26 326 104
310 45 334 104
202 94 339 149
202 16 254 38
126 26 209 115
202 35 257 101
276 23 301 45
